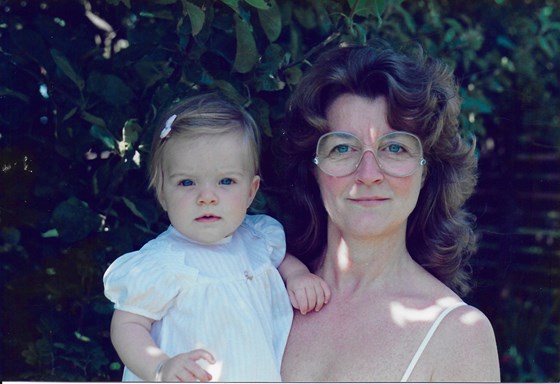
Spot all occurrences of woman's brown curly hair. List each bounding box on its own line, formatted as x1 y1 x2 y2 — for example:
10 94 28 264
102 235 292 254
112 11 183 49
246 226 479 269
279 41 478 296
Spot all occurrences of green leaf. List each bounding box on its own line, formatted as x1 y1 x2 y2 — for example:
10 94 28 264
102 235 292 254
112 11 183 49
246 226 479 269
74 331 91 342
373 0 386 26
293 5 317 29
233 16 259 73
122 197 147 221
41 229 59 238
256 45 286 91
11 29 51 69
444 17 463 31
50 49 85 91
283 66 303 86
394 4 416 33
496 35 516 50
120 119 142 153
221 0 241 14
263 42 284 63
212 80 246 105
22 338 52 366
249 98 272 137
121 197 159 225
0 86 30 103
87 72 134 106
63 106 78 121
256 72 285 91
1 227 21 245
543 21 560 32
51 198 102 243
443 28 457 43
139 10 174 20
183 1 205 36
134 60 174 89
258 0 282 42
537 35 555 58
462 95 492 114
244 0 272 10
81 110 107 129
349 0 386 26
90 125 118 150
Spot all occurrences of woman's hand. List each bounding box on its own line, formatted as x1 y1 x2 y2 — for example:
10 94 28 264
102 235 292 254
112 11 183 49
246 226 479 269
157 349 216 382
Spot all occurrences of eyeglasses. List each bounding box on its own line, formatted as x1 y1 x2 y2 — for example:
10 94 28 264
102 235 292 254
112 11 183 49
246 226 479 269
313 131 426 177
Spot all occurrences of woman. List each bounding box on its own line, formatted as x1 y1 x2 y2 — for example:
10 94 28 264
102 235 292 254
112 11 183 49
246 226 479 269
278 41 500 382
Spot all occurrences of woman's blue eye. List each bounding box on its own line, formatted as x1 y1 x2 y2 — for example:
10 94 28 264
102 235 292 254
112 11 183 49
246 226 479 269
334 144 350 154
220 178 234 185
179 179 194 187
387 143 403 153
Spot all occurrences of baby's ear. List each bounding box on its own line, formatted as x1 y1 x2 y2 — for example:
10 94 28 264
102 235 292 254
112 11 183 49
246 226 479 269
157 191 168 212
247 175 261 207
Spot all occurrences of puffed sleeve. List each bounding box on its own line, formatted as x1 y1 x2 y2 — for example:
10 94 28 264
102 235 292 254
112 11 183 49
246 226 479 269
103 246 198 320
245 214 286 267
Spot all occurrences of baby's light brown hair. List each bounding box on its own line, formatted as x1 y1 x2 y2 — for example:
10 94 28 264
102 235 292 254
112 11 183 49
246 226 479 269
148 93 261 208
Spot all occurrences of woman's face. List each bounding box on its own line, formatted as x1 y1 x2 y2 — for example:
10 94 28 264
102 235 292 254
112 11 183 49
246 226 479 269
315 94 425 240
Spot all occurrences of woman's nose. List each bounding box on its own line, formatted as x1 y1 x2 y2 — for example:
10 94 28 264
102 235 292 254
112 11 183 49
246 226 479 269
355 150 384 184
197 188 218 205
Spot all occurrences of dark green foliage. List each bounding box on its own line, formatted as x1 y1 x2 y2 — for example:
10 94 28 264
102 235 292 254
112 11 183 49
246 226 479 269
1 0 559 381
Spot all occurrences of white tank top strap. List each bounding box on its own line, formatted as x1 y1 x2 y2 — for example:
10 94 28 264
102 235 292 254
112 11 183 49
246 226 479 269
400 302 468 382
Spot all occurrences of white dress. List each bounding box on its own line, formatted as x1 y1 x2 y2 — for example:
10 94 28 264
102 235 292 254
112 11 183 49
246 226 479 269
104 214 293 382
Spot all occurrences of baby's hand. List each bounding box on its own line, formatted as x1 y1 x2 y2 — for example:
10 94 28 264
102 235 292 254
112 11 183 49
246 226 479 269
157 349 215 382
286 272 331 315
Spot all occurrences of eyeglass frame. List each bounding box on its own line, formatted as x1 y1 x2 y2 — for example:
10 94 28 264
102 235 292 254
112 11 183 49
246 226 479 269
312 130 427 177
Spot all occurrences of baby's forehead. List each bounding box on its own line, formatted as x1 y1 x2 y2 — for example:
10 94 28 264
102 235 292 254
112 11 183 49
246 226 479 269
173 129 253 151
164 131 258 170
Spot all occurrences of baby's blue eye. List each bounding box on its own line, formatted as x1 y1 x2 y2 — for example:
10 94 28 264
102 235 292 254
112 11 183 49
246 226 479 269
220 178 234 185
179 179 194 187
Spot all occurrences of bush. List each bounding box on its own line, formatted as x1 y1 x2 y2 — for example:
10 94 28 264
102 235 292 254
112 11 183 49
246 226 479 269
1 0 558 380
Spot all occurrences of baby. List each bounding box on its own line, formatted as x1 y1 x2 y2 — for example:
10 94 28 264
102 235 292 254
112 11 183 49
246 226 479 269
104 93 330 381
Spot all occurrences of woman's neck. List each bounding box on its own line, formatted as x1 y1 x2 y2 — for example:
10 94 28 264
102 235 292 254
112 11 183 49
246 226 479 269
317 224 414 294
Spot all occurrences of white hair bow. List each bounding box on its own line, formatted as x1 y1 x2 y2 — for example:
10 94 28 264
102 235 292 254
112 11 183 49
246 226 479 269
160 114 177 139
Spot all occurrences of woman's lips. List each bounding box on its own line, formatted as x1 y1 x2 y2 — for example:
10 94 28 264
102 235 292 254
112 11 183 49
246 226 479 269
349 197 389 206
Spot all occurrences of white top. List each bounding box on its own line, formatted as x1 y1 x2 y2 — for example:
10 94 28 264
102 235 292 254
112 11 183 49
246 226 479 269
400 302 467 382
104 214 293 382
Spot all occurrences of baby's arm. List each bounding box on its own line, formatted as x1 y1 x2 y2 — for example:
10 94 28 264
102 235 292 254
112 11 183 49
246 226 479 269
278 253 331 315
110 309 215 381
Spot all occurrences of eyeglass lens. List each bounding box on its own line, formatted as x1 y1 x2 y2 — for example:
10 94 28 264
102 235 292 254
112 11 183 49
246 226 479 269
314 131 425 177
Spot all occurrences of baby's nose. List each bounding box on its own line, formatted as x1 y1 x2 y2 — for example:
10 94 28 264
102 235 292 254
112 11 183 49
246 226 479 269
197 189 218 205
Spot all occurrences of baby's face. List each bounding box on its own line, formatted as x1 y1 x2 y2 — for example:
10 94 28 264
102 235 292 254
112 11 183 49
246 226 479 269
159 131 260 243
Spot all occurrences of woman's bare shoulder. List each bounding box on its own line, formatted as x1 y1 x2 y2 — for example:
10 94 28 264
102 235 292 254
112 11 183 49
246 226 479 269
441 303 496 342
393 264 500 381
428 303 501 381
